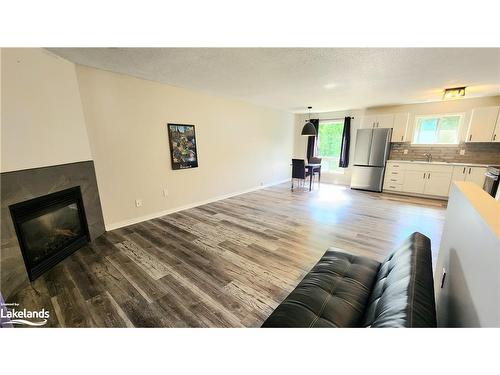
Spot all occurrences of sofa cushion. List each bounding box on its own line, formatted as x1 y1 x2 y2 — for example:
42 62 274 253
362 232 436 327
262 250 381 327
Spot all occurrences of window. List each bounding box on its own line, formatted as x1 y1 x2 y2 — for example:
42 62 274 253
412 114 462 145
316 120 344 173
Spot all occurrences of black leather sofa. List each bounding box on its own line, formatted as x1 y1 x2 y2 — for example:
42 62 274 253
262 232 436 328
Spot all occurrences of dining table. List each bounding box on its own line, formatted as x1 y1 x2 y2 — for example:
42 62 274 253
305 163 321 191
289 162 322 191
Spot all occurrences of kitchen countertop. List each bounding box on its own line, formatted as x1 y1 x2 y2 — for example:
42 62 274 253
387 160 496 167
454 181 500 236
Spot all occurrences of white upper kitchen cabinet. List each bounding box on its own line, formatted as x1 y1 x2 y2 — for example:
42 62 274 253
466 106 499 142
361 114 403 141
360 114 394 129
376 114 395 129
493 109 500 143
360 115 378 129
391 113 409 142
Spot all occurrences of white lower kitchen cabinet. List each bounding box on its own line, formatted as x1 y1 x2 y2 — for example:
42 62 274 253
383 161 488 199
402 170 426 194
451 165 487 190
452 165 468 182
466 167 487 187
424 171 452 196
400 169 452 197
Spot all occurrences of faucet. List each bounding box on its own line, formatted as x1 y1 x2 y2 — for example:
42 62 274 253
424 153 432 162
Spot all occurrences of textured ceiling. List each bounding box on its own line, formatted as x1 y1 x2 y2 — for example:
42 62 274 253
48 48 500 113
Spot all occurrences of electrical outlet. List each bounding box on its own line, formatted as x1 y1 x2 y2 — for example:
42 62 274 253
162 188 169 197
135 199 143 207
459 149 465 155
403 149 408 154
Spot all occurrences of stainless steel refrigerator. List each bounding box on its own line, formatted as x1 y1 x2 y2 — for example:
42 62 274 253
350 128 392 192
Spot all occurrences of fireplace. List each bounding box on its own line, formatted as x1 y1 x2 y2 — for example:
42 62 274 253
9 186 90 281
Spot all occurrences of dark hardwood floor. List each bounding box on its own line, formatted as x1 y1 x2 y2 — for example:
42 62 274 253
10 183 446 327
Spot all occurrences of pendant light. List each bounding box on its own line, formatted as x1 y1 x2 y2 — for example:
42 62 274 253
301 106 317 136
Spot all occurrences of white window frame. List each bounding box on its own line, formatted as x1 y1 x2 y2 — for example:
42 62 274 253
316 119 345 174
411 113 464 147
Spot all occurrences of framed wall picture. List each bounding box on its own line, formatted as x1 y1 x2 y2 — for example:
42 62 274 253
167 123 199 170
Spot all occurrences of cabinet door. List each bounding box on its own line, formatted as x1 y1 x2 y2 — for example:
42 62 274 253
465 166 487 188
402 170 426 194
376 114 395 129
391 113 409 142
450 166 467 194
424 171 452 197
361 115 377 129
451 166 467 183
493 110 500 142
466 106 499 142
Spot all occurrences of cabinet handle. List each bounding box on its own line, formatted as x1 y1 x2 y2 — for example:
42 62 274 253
494 134 497 141
423 173 426 179
401 135 403 141
463 167 466 174
469 134 472 141
428 173 431 179
468 167 471 174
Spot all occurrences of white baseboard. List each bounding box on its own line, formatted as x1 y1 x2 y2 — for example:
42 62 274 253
105 178 290 231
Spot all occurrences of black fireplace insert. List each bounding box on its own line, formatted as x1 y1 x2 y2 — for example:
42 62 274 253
9 186 90 281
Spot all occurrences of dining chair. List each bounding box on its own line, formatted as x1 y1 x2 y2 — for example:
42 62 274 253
291 159 310 191
308 157 322 184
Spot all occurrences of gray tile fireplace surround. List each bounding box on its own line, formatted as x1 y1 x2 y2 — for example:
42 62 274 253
1 161 105 300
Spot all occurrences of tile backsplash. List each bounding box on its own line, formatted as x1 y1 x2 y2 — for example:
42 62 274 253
389 142 500 165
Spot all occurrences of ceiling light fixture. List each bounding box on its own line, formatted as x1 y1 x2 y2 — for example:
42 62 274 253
443 86 466 100
301 106 317 136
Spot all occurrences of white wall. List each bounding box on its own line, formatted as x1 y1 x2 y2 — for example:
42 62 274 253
293 109 365 186
434 182 500 327
1 48 92 172
76 65 294 229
